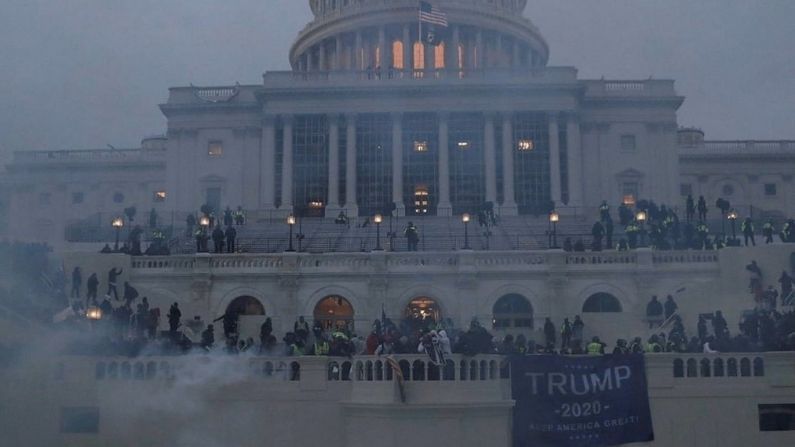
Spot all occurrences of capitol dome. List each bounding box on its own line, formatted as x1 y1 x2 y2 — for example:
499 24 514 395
292 0 548 73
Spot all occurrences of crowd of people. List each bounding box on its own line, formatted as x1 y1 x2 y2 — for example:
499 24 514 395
565 196 795 253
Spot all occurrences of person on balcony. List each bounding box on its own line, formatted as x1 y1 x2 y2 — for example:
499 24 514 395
543 317 556 348
167 302 182 333
212 225 225 254
763 219 775 244
685 194 696 222
591 221 605 251
106 267 123 301
560 318 572 352
646 296 664 328
225 225 237 253
664 295 678 321
697 195 708 221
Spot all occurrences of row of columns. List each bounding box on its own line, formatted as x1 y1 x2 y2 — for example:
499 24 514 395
299 23 534 72
261 112 582 216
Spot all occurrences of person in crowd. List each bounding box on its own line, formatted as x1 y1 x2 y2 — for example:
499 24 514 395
746 260 763 293
311 334 330 356
742 217 756 247
214 309 240 342
404 222 420 251
646 296 664 328
234 206 246 225
71 266 82 299
696 222 709 250
223 206 234 227
703 336 719 354
572 315 585 347
763 219 775 244
587 336 605 355
591 221 605 251
712 311 729 340
225 225 237 253
106 267 123 301
613 339 629 354
560 318 572 352
646 335 663 353
149 208 158 229
664 295 678 321
685 194 695 222
294 316 310 343
212 225 225 254
543 317 556 347
599 201 610 222
779 271 793 303
167 302 182 333
697 195 708 221
122 281 139 306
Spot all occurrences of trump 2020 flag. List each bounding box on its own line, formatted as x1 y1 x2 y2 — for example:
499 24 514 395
511 354 655 447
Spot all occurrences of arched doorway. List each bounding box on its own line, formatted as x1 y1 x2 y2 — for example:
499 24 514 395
225 296 266 341
582 293 623 313
404 297 441 332
226 296 265 316
314 295 354 331
492 294 534 329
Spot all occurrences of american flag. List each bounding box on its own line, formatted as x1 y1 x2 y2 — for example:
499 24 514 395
419 1 448 28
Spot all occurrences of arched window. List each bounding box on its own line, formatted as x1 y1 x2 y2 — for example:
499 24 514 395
404 296 441 331
673 359 684 378
582 293 622 313
492 294 533 329
413 41 425 71
434 42 445 69
392 40 404 69
314 295 354 331
226 296 265 316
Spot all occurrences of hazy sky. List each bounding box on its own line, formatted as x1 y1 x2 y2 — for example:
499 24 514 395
0 0 793 158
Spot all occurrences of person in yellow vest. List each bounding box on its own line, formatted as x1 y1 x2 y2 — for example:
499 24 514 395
586 336 605 355
312 336 330 356
645 334 663 353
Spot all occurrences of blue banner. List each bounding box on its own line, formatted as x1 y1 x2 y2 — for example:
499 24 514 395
511 354 654 447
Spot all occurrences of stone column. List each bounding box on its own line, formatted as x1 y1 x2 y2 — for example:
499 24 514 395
437 112 452 215
307 48 315 72
475 30 483 69
483 113 497 205
500 112 518 215
378 26 386 69
566 114 583 207
495 33 503 68
355 32 363 71
345 114 359 216
335 35 343 70
513 40 521 68
548 113 562 207
318 41 326 71
260 115 276 211
451 26 460 71
391 113 405 216
281 115 294 211
402 25 411 72
326 114 341 216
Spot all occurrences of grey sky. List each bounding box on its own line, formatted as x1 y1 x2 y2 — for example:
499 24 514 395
0 0 793 159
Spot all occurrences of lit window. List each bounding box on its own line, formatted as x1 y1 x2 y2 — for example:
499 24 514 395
308 201 324 209
413 141 429 152
434 42 445 69
153 191 167 202
414 187 429 214
208 141 223 157
764 184 777 196
413 42 425 71
72 192 85 204
621 135 637 152
517 139 534 151
457 141 470 149
392 41 404 69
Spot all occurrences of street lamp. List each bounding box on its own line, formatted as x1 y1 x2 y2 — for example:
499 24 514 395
286 214 296 252
111 217 124 251
548 211 560 248
199 216 210 228
373 214 383 251
636 210 648 247
462 213 471 250
728 209 739 243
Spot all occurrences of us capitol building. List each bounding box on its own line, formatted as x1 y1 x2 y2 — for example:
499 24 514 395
1 2 795 447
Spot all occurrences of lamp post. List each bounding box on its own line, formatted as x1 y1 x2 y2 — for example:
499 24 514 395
286 214 296 252
198 216 210 253
111 217 124 251
728 209 738 243
636 210 648 247
373 214 383 251
548 211 560 249
462 213 471 250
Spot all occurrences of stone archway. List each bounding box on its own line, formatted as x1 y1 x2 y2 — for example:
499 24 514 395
492 293 534 329
404 296 442 332
314 295 354 332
